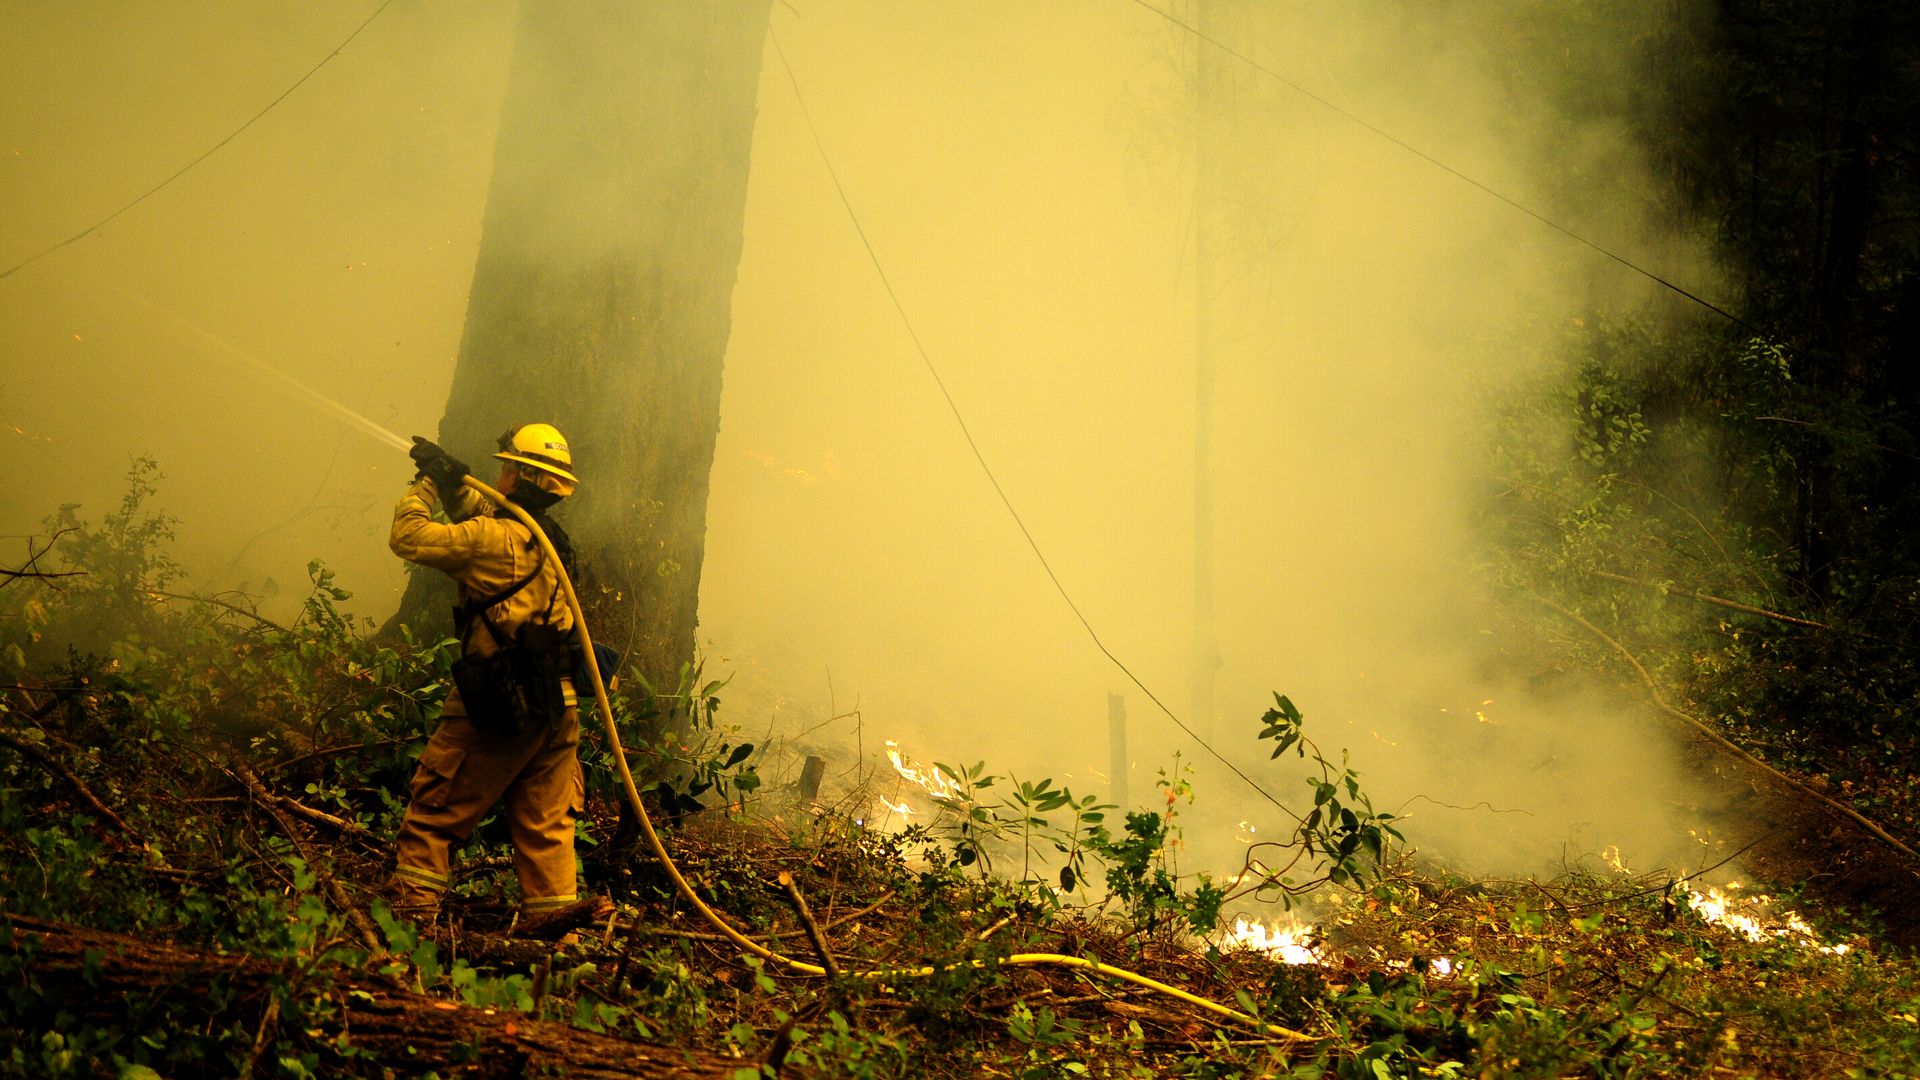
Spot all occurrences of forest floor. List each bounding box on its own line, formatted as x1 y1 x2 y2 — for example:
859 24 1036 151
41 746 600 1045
6 622 1920 1078
4 518 1920 1075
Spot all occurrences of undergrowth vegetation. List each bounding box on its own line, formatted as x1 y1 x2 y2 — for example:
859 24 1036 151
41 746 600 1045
2 471 1918 1078
1475 314 1920 853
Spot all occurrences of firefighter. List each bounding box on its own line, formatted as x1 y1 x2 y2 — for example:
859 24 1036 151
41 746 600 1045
386 423 585 921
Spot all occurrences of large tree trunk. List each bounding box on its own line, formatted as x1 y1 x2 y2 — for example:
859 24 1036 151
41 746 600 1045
4 916 746 1077
391 2 772 703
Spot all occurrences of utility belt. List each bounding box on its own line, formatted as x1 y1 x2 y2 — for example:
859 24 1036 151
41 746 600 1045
449 558 572 739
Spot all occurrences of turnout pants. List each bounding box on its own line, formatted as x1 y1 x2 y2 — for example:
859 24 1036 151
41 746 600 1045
391 708 584 917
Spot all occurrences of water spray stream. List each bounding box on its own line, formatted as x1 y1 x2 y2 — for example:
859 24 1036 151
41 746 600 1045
57 275 413 452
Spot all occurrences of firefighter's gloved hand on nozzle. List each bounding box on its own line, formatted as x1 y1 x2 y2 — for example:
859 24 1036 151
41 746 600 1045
410 437 470 495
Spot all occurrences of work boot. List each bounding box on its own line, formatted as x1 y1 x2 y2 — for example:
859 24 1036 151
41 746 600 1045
379 876 444 929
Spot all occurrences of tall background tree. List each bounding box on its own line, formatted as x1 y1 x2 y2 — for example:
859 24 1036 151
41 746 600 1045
391 1 774 701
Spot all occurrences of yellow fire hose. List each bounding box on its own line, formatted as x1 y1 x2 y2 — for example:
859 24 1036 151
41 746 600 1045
466 476 1313 1042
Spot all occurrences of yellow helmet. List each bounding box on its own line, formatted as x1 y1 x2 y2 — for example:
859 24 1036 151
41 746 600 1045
494 422 579 496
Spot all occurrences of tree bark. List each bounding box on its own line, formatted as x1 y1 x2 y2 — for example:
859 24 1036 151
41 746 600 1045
390 2 773 708
3 915 744 1078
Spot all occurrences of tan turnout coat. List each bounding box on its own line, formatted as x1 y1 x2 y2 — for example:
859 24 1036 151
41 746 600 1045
386 475 582 916
389 477 576 713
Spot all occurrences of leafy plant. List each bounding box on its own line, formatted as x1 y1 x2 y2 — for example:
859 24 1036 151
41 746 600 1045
610 662 761 819
1255 694 1404 895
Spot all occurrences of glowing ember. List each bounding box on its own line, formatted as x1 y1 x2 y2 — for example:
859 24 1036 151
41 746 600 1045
1681 882 1850 955
1225 917 1322 966
884 740 966 801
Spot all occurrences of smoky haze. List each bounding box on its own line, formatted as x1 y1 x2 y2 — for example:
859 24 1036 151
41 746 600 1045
3 3 1719 882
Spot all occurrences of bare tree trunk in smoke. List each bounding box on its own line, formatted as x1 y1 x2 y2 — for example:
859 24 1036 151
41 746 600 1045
1179 0 1296 743
1190 0 1221 744
387 2 772 711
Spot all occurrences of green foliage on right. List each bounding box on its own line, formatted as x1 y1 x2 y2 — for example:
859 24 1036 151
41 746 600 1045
1469 0 1920 834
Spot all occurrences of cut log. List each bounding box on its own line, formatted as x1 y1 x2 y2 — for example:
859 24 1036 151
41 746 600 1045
3 915 745 1078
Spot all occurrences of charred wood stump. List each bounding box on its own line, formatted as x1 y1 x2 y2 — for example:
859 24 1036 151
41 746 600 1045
797 756 827 802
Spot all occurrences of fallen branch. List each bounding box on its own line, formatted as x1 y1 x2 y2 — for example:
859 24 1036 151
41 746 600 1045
455 853 517 880
620 888 895 943
268 790 381 845
231 759 383 952
978 911 1019 941
777 870 839 980
155 589 289 633
1592 570 1830 630
263 735 417 776
227 762 381 847
455 929 585 969
2 915 744 1078
241 991 281 1080
1105 998 1209 1031
518 896 617 941
0 727 142 848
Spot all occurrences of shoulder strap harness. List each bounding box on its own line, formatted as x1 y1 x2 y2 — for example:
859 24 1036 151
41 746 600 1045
452 524 554 651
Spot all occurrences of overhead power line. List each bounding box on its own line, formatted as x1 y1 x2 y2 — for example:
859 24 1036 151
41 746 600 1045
767 27 1296 818
1129 0 1753 332
1 0 396 281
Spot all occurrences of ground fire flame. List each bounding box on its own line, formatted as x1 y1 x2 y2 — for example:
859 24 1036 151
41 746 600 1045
880 742 1849 966
884 740 965 803
1223 916 1324 966
1681 881 1851 955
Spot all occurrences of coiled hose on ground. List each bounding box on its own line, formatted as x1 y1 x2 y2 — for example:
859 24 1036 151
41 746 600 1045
466 475 1311 1042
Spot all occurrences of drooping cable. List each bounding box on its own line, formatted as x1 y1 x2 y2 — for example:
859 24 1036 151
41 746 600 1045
1128 0 1754 332
767 28 1295 818
1 0 396 281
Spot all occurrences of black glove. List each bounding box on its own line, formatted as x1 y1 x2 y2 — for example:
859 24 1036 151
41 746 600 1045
409 437 470 494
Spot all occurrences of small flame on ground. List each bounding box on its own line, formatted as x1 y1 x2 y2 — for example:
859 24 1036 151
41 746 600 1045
1607 851 1845 954
878 795 914 818
1226 917 1323 966
1682 882 1850 955
885 740 965 801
